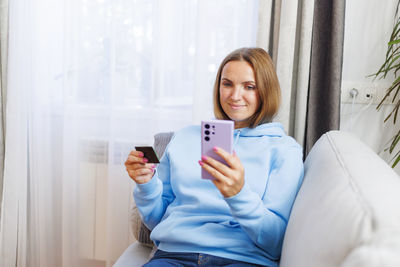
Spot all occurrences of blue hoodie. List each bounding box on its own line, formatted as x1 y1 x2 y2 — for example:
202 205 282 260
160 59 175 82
134 122 304 266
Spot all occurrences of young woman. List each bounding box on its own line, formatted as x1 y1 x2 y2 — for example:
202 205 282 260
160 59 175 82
125 47 304 267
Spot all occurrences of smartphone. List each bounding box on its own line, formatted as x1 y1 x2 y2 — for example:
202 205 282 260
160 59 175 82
135 146 160 163
201 120 234 179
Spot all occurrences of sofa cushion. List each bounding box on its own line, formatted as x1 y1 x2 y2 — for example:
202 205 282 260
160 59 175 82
280 131 400 267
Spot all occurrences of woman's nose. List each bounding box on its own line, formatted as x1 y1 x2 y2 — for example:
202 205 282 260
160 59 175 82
230 86 242 100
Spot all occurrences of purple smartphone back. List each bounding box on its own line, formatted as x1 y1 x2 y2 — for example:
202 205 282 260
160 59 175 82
201 120 234 179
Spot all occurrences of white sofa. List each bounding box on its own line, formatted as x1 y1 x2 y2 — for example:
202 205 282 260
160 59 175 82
114 130 400 267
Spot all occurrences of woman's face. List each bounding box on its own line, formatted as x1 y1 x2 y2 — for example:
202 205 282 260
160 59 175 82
219 60 260 129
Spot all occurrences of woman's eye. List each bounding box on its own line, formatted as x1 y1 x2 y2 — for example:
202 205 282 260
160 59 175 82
246 85 256 90
222 82 232 87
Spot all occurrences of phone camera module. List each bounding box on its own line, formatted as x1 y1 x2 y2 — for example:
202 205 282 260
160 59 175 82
205 124 210 129
205 130 210 135
205 136 210 141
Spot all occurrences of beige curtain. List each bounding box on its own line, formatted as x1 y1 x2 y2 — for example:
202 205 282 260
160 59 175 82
0 0 8 218
257 0 315 148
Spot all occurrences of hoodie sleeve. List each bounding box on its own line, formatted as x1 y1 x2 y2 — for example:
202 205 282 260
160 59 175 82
224 144 304 260
133 148 176 230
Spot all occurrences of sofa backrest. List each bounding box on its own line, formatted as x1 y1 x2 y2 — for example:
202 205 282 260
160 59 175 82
153 132 174 160
280 131 400 267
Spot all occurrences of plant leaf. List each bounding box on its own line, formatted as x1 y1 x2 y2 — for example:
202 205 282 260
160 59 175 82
391 149 400 167
372 11 400 169
390 130 400 153
388 39 400 45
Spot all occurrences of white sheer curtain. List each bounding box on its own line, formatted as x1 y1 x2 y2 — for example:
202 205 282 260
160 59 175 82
0 0 8 220
0 0 259 266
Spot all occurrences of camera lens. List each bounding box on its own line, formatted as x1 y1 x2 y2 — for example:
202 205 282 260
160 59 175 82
205 136 210 141
205 124 210 129
205 130 210 135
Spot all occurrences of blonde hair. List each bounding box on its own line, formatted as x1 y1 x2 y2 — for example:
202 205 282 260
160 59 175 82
213 47 281 128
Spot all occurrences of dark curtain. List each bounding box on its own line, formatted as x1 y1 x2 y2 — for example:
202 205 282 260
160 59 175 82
304 0 346 156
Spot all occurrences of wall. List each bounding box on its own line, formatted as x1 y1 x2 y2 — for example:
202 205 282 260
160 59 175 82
341 0 400 174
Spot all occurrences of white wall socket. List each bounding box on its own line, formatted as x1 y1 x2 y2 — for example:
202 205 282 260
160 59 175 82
341 81 394 105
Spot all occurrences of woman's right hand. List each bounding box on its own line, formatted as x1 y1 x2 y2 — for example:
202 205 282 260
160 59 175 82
125 150 156 184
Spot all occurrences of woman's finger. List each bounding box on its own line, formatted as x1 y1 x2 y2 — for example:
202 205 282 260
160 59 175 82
129 150 144 157
199 160 230 183
134 168 154 177
199 162 238 198
125 155 149 165
128 167 155 182
213 147 239 170
126 163 155 171
200 155 232 177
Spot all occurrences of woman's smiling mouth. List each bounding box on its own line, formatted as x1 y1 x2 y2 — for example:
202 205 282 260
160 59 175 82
229 103 245 110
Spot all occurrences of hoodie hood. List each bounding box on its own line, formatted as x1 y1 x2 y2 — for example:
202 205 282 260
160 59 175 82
234 122 286 138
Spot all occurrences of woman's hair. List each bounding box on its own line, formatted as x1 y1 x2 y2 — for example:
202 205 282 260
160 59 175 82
213 47 281 128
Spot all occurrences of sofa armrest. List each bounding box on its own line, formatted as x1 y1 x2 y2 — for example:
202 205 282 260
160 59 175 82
113 241 153 267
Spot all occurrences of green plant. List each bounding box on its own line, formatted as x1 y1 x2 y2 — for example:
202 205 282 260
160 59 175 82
373 2 400 167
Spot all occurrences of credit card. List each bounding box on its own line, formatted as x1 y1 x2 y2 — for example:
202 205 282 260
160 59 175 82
135 146 160 163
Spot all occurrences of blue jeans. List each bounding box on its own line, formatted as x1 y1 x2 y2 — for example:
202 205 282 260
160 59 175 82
143 249 264 267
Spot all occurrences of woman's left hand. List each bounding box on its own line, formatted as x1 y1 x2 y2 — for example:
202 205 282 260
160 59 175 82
199 147 244 198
